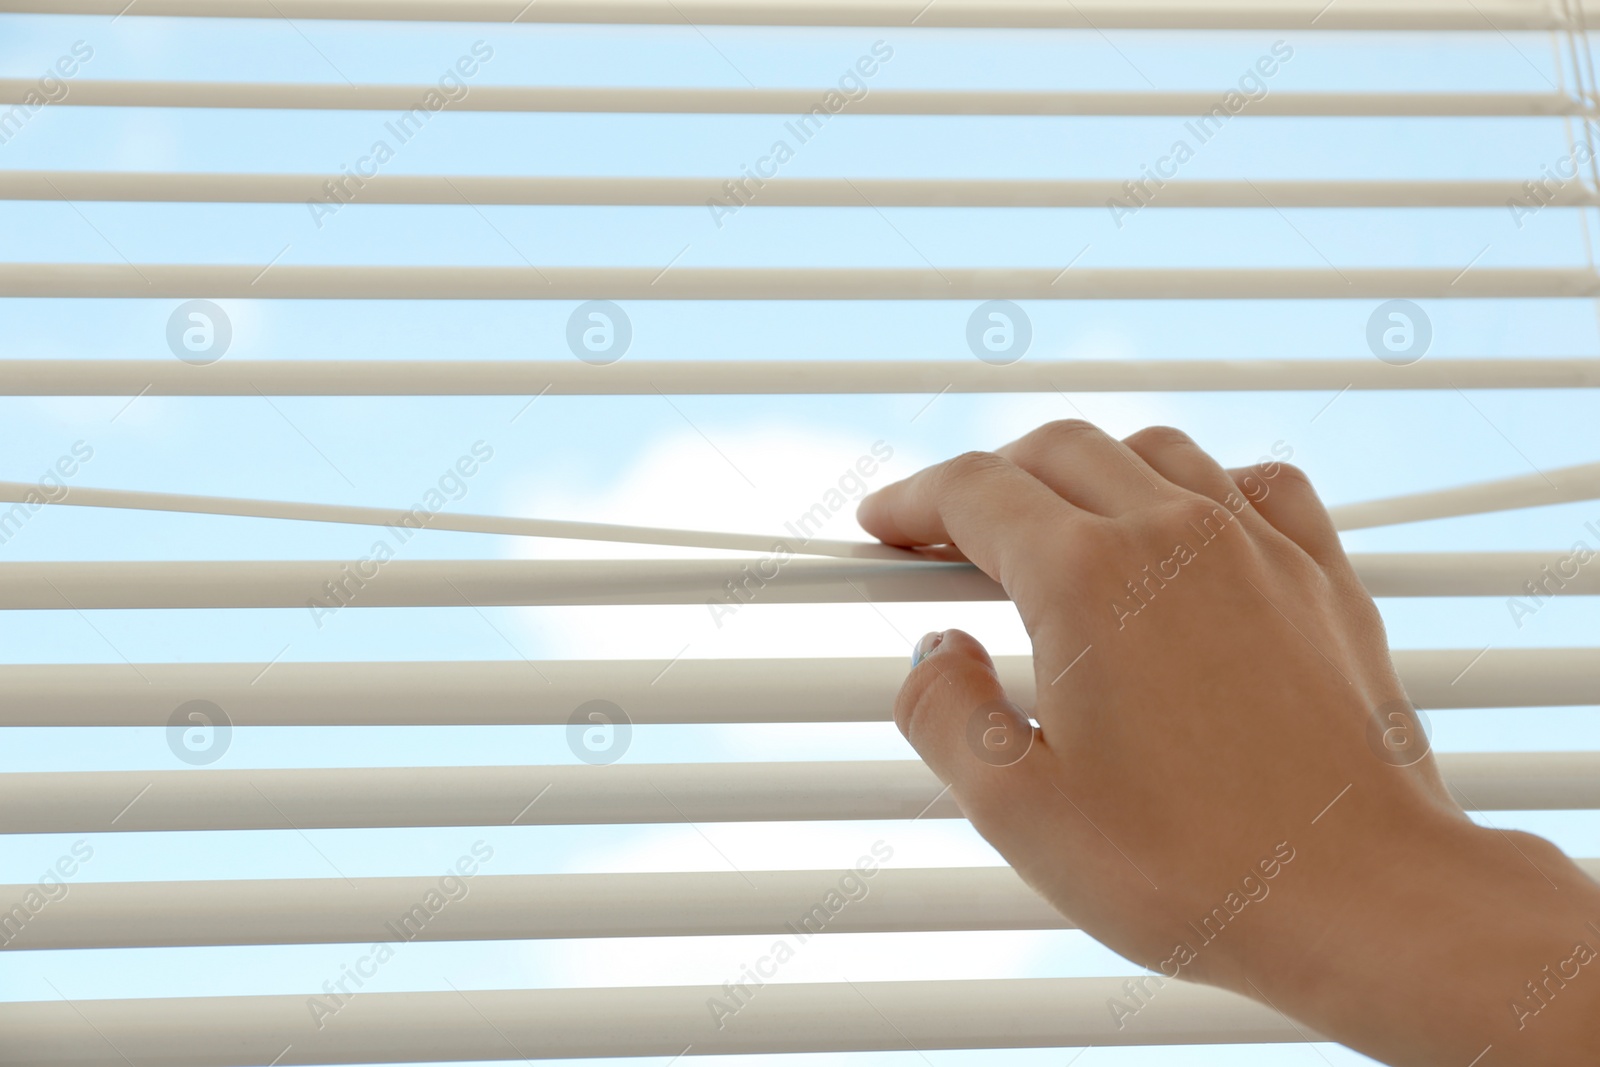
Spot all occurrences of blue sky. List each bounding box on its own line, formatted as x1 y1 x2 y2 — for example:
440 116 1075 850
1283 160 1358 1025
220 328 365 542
2 11 1599 1066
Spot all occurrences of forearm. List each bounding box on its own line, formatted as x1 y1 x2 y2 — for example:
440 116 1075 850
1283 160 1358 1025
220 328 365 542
1238 816 1600 1065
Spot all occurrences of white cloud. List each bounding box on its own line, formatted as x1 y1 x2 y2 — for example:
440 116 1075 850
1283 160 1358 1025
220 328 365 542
508 423 904 555
501 422 1034 660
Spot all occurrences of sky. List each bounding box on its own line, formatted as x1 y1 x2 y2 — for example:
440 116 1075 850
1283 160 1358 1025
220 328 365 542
1 10 1599 1067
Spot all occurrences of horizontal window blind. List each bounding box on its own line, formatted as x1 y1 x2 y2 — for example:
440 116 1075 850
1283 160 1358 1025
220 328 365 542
3 4 1598 1067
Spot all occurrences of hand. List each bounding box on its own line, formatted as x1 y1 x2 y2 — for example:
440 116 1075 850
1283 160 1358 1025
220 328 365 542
858 420 1600 1066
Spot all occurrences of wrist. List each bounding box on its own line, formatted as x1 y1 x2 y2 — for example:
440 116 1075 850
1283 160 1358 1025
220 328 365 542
1231 813 1600 1064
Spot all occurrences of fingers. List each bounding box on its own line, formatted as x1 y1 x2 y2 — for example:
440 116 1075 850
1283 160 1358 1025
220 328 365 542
896 628 1052 826
856 450 1087 598
1225 462 1347 568
1122 425 1273 536
995 420 1170 516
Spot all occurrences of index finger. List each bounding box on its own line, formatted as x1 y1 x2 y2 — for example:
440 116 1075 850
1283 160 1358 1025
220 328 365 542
856 450 1091 600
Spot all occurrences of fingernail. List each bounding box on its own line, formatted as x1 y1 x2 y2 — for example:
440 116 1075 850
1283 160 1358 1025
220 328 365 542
911 631 944 668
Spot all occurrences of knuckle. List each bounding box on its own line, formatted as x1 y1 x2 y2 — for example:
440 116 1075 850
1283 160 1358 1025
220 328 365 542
1269 462 1316 493
1332 567 1384 621
1260 527 1333 583
1126 424 1196 452
1039 417 1100 437
940 449 1011 488
1135 493 1257 561
1006 420 1100 468
1163 491 1236 532
1034 418 1104 449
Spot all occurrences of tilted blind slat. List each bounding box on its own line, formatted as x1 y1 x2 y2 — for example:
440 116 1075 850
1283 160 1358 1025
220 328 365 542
0 554 1589 609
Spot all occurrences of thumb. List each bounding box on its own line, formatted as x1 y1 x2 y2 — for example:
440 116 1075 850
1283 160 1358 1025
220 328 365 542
896 629 1045 821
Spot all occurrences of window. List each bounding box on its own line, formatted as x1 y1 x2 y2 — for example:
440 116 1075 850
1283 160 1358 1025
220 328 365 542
2 3 1597 1064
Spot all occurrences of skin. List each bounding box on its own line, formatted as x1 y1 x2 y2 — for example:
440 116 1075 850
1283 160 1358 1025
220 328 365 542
856 420 1600 1066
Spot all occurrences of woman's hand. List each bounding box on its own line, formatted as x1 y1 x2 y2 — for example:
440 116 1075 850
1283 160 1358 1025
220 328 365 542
858 420 1600 1066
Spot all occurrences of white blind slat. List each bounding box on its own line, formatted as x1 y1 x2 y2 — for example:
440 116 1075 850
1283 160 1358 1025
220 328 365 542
2 647 1592 726
6 265 1599 300
9 858 1598 951
1 0 1594 29
0 81 1579 116
6 358 1599 396
5 172 1595 207
0 553 1588 609
1327 461 1600 529
0 866 1066 949
4 753 1593 834
0 978 1308 1065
